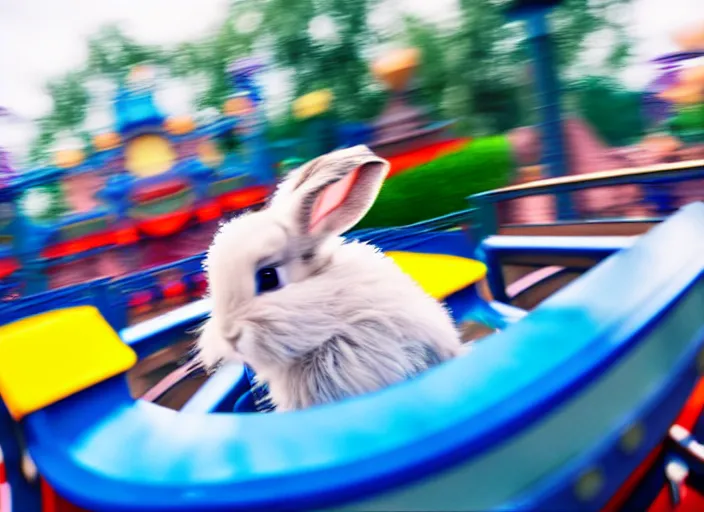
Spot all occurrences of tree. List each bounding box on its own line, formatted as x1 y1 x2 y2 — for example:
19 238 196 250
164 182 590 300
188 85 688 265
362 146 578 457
401 0 635 135
28 72 90 165
86 24 171 77
572 75 645 146
28 24 172 164
27 0 637 163
171 4 259 110
669 104 704 143
254 0 386 121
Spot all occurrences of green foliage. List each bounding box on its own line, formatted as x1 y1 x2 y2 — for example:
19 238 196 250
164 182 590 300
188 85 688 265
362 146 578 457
403 0 632 136
397 17 449 117
265 114 302 141
551 0 633 71
356 136 514 228
173 7 258 110
27 0 637 162
669 104 704 143
29 24 174 163
572 75 645 146
86 25 171 76
43 181 69 219
18 183 67 222
28 118 58 165
256 0 386 121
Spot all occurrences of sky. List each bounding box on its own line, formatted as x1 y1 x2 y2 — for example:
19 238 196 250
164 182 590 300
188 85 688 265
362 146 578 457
0 0 703 158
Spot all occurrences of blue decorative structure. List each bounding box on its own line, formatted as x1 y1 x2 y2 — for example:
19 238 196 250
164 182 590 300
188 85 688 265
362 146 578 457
505 0 575 220
0 63 280 298
228 57 265 106
114 85 166 135
227 57 275 183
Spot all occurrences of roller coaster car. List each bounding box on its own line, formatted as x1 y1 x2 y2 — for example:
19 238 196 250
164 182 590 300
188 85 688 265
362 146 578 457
0 203 704 512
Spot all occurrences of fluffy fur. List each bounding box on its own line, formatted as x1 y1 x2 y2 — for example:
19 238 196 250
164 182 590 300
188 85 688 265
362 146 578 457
197 145 463 411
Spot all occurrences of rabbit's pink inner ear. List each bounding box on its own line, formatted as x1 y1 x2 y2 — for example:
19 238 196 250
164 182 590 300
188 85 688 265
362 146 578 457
309 166 360 231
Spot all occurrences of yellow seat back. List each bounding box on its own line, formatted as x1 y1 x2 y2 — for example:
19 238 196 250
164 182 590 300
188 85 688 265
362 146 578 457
0 306 137 420
386 251 487 300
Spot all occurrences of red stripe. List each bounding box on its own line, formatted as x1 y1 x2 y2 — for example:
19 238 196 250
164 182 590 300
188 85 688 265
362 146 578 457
136 210 192 237
649 483 704 512
217 185 272 212
602 446 663 512
43 231 116 259
385 138 470 179
129 290 153 307
162 281 187 299
131 180 188 203
41 478 57 512
604 378 704 512
195 202 222 222
0 258 19 279
41 478 88 512
676 378 704 431
113 227 139 245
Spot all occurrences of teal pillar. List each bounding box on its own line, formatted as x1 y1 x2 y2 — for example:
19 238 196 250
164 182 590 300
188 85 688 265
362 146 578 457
507 2 575 219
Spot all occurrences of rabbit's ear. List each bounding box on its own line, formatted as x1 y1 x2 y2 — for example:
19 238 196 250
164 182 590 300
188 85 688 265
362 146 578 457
296 145 389 238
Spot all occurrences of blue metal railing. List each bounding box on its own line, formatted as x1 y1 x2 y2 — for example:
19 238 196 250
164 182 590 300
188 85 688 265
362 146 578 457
1 210 475 329
469 159 704 242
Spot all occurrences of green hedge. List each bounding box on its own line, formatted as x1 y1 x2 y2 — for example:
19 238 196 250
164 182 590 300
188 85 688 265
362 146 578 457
356 136 514 229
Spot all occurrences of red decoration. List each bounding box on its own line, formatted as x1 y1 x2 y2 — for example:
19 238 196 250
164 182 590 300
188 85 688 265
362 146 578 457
0 258 19 279
385 138 470 178
217 185 272 212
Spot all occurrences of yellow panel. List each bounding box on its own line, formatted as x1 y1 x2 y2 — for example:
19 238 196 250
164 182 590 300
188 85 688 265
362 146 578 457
124 134 176 178
386 251 487 300
0 306 137 420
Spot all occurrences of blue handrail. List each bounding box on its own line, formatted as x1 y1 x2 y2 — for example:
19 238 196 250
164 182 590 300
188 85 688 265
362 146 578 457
469 159 704 241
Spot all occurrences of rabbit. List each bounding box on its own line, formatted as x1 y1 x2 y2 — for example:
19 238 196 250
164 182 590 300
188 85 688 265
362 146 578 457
196 144 463 411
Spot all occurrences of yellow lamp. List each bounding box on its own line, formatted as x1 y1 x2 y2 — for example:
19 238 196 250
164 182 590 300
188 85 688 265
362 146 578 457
124 134 176 178
658 83 704 105
680 65 704 87
642 134 682 157
224 95 255 117
672 24 704 51
54 148 85 169
164 116 196 136
292 89 333 120
371 48 420 92
198 139 224 168
93 132 122 152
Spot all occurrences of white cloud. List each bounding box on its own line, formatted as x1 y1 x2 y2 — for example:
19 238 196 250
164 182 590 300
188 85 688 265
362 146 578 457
619 0 704 88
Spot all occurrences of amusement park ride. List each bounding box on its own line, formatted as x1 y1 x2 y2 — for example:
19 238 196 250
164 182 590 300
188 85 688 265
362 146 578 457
1 1 704 512
0 58 275 296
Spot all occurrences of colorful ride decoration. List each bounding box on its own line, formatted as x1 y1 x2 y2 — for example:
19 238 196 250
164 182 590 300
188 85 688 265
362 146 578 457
0 107 21 187
0 43 508 300
369 47 454 157
0 150 16 190
644 24 704 143
292 89 337 159
0 62 276 296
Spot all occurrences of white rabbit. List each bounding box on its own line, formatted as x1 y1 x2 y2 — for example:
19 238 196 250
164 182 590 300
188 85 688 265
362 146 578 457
197 145 463 411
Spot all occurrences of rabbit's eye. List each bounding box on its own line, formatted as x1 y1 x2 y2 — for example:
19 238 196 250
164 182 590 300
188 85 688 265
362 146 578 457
256 266 285 294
